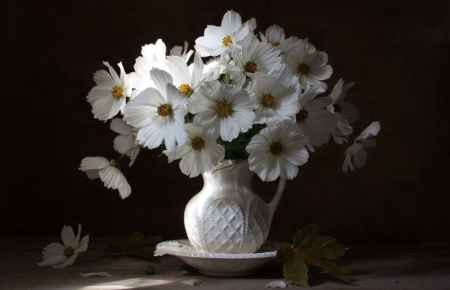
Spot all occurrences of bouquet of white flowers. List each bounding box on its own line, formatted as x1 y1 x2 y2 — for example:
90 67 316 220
79 10 380 199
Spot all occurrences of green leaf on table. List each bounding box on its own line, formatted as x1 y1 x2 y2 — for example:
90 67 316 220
275 224 350 287
105 232 161 263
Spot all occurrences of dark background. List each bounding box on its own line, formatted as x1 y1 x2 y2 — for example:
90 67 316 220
2 0 449 245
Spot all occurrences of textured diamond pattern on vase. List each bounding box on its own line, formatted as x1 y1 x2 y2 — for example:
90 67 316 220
199 197 245 253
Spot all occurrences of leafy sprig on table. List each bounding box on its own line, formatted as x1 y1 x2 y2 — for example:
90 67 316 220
275 224 351 287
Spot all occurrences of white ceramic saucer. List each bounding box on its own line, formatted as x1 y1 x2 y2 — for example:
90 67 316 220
155 239 281 276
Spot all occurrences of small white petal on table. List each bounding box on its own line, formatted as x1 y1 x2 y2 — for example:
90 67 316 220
181 279 202 286
266 280 287 288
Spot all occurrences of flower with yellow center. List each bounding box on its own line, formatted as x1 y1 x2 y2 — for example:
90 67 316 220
297 109 308 121
164 53 209 100
123 68 187 152
248 65 300 126
262 94 275 108
297 63 310 75
270 142 283 155
214 101 231 117
271 41 280 47
282 42 333 89
157 104 172 117
191 137 205 150
244 61 258 73
63 246 75 257
38 224 89 269
227 35 281 85
178 84 193 96
246 121 309 182
222 36 232 47
87 62 133 121
188 80 256 142
259 24 306 54
164 124 225 178
111 86 124 99
194 10 253 57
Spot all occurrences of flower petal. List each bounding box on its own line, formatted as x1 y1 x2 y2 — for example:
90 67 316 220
61 225 75 248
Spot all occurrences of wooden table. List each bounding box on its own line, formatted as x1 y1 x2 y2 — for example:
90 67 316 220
0 237 449 289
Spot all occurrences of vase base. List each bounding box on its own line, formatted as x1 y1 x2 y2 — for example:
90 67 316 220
155 239 285 277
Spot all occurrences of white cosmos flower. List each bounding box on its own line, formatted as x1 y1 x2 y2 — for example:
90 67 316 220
343 122 380 173
188 80 256 141
246 121 309 182
295 82 337 148
86 62 133 121
194 10 253 57
249 65 300 126
164 53 210 98
38 224 89 269
123 68 187 151
327 79 359 144
282 42 332 89
166 124 225 178
79 157 131 199
202 57 223 80
110 118 140 166
259 24 308 55
169 41 194 63
227 35 282 85
130 39 167 98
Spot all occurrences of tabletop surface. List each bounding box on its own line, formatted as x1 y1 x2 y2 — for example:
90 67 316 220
0 237 449 290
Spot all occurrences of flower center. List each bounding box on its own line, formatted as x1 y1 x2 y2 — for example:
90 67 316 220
191 137 205 150
63 246 75 258
270 142 283 155
297 63 310 75
245 61 258 73
271 41 280 47
111 86 123 99
222 36 232 47
333 103 342 113
262 93 275 107
179 84 192 97
157 104 172 117
297 109 308 121
214 101 231 117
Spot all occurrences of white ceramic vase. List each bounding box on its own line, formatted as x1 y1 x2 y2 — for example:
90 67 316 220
184 160 286 254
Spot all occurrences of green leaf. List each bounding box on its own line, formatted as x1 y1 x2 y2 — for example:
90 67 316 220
105 232 161 264
275 224 350 287
125 232 161 251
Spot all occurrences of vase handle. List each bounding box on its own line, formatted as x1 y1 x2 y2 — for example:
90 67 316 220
267 178 287 221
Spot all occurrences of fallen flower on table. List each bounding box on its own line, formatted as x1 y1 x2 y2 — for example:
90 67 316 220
38 224 89 269
80 272 112 277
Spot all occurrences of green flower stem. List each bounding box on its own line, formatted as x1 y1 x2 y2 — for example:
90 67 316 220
225 70 230 85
